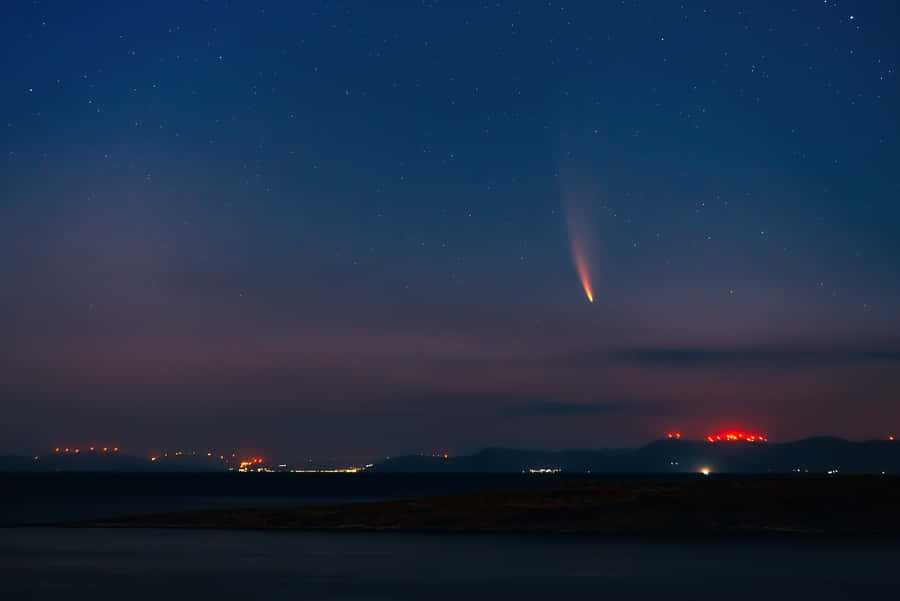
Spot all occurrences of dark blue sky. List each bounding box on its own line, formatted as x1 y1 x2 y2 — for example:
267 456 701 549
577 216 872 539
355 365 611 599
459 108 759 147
2 1 899 461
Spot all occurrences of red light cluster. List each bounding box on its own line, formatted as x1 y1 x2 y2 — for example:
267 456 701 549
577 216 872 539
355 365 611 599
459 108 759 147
666 432 681 439
706 431 767 443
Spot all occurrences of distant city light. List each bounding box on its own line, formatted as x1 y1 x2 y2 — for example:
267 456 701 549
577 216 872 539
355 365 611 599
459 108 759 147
238 457 266 471
55 445 118 454
289 466 368 473
706 430 768 443
528 467 562 474
700 467 711 476
666 432 681 439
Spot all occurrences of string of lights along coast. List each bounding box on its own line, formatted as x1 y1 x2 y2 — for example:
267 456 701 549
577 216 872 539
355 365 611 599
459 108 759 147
31 430 898 476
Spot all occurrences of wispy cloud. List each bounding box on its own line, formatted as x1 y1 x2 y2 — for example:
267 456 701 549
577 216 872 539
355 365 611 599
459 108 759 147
556 347 900 369
621 348 900 366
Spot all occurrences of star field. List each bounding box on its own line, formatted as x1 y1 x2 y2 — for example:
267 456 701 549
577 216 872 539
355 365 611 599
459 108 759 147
1 1 899 462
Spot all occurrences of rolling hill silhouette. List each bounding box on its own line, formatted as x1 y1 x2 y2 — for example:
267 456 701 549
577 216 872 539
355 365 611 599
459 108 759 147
375 437 900 474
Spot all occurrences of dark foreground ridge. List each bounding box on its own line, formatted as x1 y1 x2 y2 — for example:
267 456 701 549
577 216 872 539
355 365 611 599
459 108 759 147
67 476 900 536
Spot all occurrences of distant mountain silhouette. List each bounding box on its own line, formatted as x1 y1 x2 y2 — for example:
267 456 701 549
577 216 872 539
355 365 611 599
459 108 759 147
374 437 900 474
3 437 898 473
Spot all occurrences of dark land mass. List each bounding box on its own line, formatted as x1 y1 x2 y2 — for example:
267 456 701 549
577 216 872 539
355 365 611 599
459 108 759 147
375 437 900 474
5 437 900 473
65 476 900 536
0 453 224 472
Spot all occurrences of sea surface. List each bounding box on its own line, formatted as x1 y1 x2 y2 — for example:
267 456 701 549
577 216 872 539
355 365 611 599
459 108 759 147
3 528 897 600
1 472 596 526
2 473 898 600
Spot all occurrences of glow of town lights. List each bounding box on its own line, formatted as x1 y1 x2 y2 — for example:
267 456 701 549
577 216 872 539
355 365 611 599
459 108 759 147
706 431 768 443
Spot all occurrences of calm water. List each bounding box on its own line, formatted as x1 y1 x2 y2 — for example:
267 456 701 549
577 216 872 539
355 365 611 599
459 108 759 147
2 528 897 600
2 473 898 599
1 472 576 526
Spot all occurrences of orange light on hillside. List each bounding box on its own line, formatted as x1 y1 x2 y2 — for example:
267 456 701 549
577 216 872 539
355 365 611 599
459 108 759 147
55 447 60 453
666 432 681 440
74 448 80 453
64 448 70 453
113 447 119 452
706 430 768 443
103 447 108 452
443 453 449 459
890 435 895 441
89 446 95 451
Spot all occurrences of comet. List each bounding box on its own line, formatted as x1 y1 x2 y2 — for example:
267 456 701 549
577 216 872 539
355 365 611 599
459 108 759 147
562 185 597 303
570 238 594 302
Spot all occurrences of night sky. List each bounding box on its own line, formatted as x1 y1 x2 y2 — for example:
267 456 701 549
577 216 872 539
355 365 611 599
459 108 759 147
2 1 899 462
